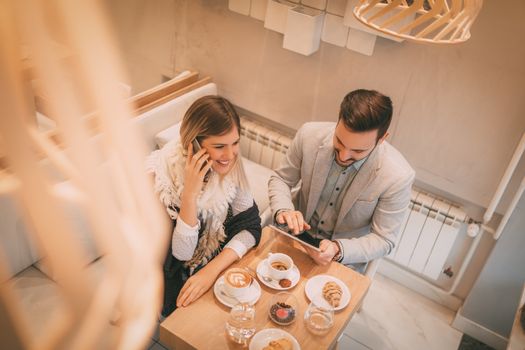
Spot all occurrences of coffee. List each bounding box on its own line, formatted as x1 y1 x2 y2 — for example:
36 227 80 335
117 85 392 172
225 269 252 288
271 261 289 271
267 253 294 281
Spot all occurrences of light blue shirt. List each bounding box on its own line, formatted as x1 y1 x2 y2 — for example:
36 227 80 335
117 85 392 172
308 155 367 241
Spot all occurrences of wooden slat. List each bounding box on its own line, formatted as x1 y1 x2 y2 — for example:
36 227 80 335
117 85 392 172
1 73 211 170
33 71 201 123
85 76 212 132
37 74 210 138
135 76 212 115
132 71 199 109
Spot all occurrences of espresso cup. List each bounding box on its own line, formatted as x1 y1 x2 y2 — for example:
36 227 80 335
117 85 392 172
266 253 293 280
223 267 253 299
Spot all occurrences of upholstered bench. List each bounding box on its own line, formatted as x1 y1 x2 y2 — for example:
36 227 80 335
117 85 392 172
1 79 288 346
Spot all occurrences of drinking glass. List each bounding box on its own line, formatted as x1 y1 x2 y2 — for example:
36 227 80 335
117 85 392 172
225 302 256 345
304 301 334 336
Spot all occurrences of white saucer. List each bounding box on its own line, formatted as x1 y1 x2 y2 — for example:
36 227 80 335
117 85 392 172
256 258 300 290
213 276 261 308
249 328 301 350
305 274 351 311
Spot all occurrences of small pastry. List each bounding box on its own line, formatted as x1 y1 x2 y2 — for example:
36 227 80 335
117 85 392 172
279 278 292 288
263 337 293 350
269 302 296 325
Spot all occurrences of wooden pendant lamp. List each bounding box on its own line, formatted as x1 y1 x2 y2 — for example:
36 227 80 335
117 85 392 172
353 0 484 44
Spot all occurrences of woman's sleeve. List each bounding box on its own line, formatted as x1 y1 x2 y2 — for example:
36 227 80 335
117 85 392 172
171 217 200 261
224 189 257 258
224 230 256 258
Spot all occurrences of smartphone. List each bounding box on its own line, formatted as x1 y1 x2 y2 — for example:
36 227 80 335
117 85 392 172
192 138 202 153
192 139 212 179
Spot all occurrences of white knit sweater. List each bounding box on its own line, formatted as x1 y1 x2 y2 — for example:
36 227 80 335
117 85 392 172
146 139 255 272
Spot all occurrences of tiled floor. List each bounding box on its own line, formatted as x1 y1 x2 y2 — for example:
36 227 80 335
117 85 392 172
147 273 463 349
343 273 463 350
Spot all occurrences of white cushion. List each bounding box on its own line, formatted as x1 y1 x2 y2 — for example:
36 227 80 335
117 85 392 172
242 158 272 213
4 262 118 347
135 82 217 151
0 160 109 281
154 121 182 149
34 180 101 280
5 267 65 343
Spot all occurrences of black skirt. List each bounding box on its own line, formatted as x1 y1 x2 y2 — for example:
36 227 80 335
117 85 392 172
161 203 261 317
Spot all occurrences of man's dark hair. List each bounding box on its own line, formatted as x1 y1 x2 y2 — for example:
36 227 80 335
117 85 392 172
339 89 393 141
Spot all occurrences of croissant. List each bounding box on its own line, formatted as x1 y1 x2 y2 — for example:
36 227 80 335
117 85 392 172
322 281 343 308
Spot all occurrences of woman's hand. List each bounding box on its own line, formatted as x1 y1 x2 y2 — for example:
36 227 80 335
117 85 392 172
183 142 213 199
179 143 213 226
176 266 218 308
175 248 239 308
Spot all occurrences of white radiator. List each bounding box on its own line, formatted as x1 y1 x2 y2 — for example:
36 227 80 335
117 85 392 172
240 117 292 169
388 188 468 280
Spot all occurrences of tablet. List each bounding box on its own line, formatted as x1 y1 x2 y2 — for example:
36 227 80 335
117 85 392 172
270 225 321 252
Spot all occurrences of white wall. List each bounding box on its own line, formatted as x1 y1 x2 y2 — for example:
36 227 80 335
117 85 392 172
458 193 525 343
105 0 179 94
107 0 525 220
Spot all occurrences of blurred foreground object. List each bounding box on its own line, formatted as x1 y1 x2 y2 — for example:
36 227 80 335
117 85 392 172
0 0 168 349
353 0 483 44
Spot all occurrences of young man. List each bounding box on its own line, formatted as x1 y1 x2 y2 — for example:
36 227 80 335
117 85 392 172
268 89 415 272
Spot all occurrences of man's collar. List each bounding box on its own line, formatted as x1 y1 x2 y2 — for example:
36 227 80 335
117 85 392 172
352 156 367 170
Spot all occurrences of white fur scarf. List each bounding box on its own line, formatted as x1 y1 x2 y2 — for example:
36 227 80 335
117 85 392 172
146 139 237 273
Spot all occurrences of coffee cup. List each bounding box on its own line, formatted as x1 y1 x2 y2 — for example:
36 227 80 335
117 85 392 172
223 267 253 299
266 253 293 280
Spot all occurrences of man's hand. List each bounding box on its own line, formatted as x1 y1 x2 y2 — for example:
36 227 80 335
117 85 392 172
276 210 311 235
305 239 339 266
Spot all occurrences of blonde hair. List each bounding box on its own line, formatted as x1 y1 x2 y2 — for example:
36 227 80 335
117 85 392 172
180 95 250 192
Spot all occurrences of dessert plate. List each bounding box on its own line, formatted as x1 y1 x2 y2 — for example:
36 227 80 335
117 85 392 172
249 328 300 350
304 274 351 311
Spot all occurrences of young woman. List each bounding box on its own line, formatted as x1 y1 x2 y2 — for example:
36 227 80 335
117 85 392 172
147 96 261 317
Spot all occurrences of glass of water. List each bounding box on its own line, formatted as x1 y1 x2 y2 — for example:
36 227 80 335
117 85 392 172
225 302 256 345
304 301 334 336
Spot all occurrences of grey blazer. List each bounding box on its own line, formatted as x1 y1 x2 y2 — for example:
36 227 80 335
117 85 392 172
268 122 415 266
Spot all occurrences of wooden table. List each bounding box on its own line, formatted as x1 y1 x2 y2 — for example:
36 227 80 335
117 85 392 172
160 226 371 349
